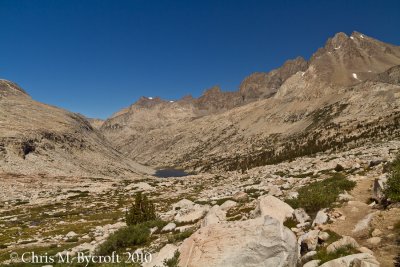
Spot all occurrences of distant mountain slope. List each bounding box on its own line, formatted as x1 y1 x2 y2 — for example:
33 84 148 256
0 80 152 177
100 32 400 172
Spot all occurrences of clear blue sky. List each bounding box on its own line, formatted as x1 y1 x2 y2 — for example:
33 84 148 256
1 0 399 119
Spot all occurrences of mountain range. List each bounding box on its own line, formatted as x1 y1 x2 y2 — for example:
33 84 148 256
99 31 400 172
1 31 400 176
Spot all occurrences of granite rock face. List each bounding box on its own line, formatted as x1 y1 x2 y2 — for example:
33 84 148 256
179 216 298 267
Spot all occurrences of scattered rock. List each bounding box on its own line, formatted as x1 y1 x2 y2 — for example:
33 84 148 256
369 159 386 168
352 212 375 233
174 204 210 223
179 216 298 267
371 229 382 237
326 236 359 254
173 199 195 210
254 195 294 223
287 191 299 199
65 231 78 238
367 237 381 246
372 175 387 202
220 200 237 211
319 253 379 267
294 208 310 224
358 247 374 255
161 222 176 232
299 230 320 252
301 250 317 263
312 209 328 226
318 231 330 242
202 205 226 227
232 191 249 202
268 185 283 197
338 191 354 201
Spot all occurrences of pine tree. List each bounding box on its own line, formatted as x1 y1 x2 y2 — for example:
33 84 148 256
126 192 156 226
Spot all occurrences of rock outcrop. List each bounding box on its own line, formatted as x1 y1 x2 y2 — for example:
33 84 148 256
0 80 150 177
179 216 297 267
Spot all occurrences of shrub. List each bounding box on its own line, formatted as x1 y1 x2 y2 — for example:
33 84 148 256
385 155 400 202
167 229 194 243
126 192 156 226
162 250 180 267
283 217 298 229
96 224 150 255
313 245 358 264
334 164 344 172
286 173 356 215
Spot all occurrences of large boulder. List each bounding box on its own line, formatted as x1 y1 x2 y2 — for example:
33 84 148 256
202 205 226 227
254 195 294 223
179 216 298 267
319 253 379 267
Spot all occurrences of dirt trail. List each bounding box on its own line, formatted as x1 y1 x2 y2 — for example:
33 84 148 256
328 171 399 267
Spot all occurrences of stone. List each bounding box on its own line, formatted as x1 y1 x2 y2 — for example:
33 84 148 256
174 202 210 223
371 229 382 237
254 195 294 223
301 250 317 263
327 236 359 254
287 191 299 199
312 209 328 226
173 199 195 210
338 191 354 201
297 222 311 229
268 185 283 197
135 182 154 191
161 222 176 232
202 205 226 227
232 191 249 202
367 237 381 246
294 208 310 224
352 212 375 233
299 230 320 251
65 231 78 238
357 247 374 255
319 253 379 267
372 174 387 203
143 244 178 267
220 200 237 211
179 216 298 267
318 231 330 242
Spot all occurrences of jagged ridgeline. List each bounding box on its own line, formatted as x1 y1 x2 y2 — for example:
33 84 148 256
99 32 400 173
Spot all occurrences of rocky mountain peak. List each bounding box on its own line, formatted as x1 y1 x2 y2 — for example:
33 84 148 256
239 56 308 101
326 32 349 49
134 96 166 108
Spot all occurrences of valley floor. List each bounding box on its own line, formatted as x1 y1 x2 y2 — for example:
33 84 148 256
1 140 400 266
